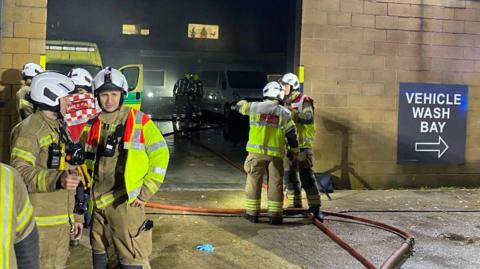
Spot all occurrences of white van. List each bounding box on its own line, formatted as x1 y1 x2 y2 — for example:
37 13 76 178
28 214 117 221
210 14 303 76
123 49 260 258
198 65 267 117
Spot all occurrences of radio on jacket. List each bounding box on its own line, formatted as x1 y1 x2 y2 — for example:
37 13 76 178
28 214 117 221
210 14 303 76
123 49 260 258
47 143 62 169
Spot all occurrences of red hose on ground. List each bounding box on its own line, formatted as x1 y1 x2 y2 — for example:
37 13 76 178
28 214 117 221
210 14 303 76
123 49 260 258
172 133 414 267
146 202 414 269
310 215 376 269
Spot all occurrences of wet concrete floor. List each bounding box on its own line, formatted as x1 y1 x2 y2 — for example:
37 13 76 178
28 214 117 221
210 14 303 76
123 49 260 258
69 189 480 268
67 121 480 268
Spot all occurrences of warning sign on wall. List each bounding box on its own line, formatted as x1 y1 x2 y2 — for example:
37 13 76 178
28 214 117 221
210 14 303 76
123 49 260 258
397 83 468 164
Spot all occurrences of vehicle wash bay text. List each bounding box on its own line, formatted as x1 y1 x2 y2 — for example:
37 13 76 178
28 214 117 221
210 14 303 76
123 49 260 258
406 92 462 133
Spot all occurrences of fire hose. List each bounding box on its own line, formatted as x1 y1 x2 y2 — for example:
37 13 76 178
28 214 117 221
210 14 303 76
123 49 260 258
145 202 414 269
148 120 415 268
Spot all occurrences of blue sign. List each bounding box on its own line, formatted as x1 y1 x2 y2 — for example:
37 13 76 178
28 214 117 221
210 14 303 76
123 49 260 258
397 83 468 164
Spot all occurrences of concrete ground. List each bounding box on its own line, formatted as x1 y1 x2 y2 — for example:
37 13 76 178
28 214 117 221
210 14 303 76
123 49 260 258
69 189 480 269
68 121 480 268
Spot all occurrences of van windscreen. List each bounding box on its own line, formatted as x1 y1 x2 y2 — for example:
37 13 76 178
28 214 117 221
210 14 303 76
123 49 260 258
227 71 267 89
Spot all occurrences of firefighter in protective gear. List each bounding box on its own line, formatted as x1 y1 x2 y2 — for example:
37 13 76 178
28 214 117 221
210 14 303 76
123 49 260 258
235 81 299 225
84 67 169 268
280 73 325 221
172 73 203 136
0 163 39 269
67 67 99 245
68 67 94 94
10 72 84 269
16 63 44 120
65 67 100 141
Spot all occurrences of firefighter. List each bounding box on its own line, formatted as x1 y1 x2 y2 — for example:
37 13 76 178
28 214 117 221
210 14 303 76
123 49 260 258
172 73 190 121
235 81 299 225
68 67 94 94
0 163 39 269
280 73 325 221
172 73 203 135
66 67 98 245
16 62 44 120
10 71 84 269
189 73 203 120
65 67 100 140
84 67 169 268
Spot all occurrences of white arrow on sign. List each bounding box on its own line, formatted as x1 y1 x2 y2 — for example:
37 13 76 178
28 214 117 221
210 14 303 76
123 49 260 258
415 136 449 158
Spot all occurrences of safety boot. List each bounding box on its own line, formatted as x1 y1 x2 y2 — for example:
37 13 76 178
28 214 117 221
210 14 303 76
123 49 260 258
309 206 326 223
269 216 283 225
92 253 107 269
244 213 259 223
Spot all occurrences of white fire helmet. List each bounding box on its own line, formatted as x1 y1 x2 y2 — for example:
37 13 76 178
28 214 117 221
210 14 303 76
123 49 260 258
68 68 93 89
92 66 128 95
30 72 75 108
262 81 285 101
22 62 44 78
280 72 300 90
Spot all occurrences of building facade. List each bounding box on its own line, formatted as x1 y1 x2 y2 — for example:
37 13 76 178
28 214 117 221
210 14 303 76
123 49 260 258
1 0 479 188
301 0 480 188
0 0 47 161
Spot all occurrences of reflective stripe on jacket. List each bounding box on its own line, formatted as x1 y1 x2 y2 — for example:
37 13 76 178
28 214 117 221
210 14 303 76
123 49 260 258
290 94 315 149
83 108 169 206
10 112 78 226
1 164 36 269
16 86 34 121
240 100 296 158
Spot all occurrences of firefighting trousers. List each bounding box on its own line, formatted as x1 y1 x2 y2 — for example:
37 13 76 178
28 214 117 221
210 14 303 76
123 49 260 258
244 153 284 217
90 199 152 268
38 224 70 269
283 148 321 208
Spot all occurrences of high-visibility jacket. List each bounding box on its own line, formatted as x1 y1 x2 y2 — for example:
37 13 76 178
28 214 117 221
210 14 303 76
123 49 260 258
16 85 34 121
82 107 169 206
0 163 36 269
239 100 296 158
289 93 315 149
10 111 80 227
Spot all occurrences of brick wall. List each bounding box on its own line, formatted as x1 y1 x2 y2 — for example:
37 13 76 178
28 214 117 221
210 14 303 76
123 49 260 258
301 0 480 188
0 0 47 162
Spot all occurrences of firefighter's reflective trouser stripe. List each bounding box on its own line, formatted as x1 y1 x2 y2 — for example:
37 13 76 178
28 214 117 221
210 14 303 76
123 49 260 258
1 166 14 269
35 214 73 268
38 225 70 269
91 200 152 267
244 153 284 217
284 149 321 208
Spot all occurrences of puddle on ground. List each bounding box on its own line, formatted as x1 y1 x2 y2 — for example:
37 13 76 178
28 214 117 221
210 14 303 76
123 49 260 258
439 232 480 245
